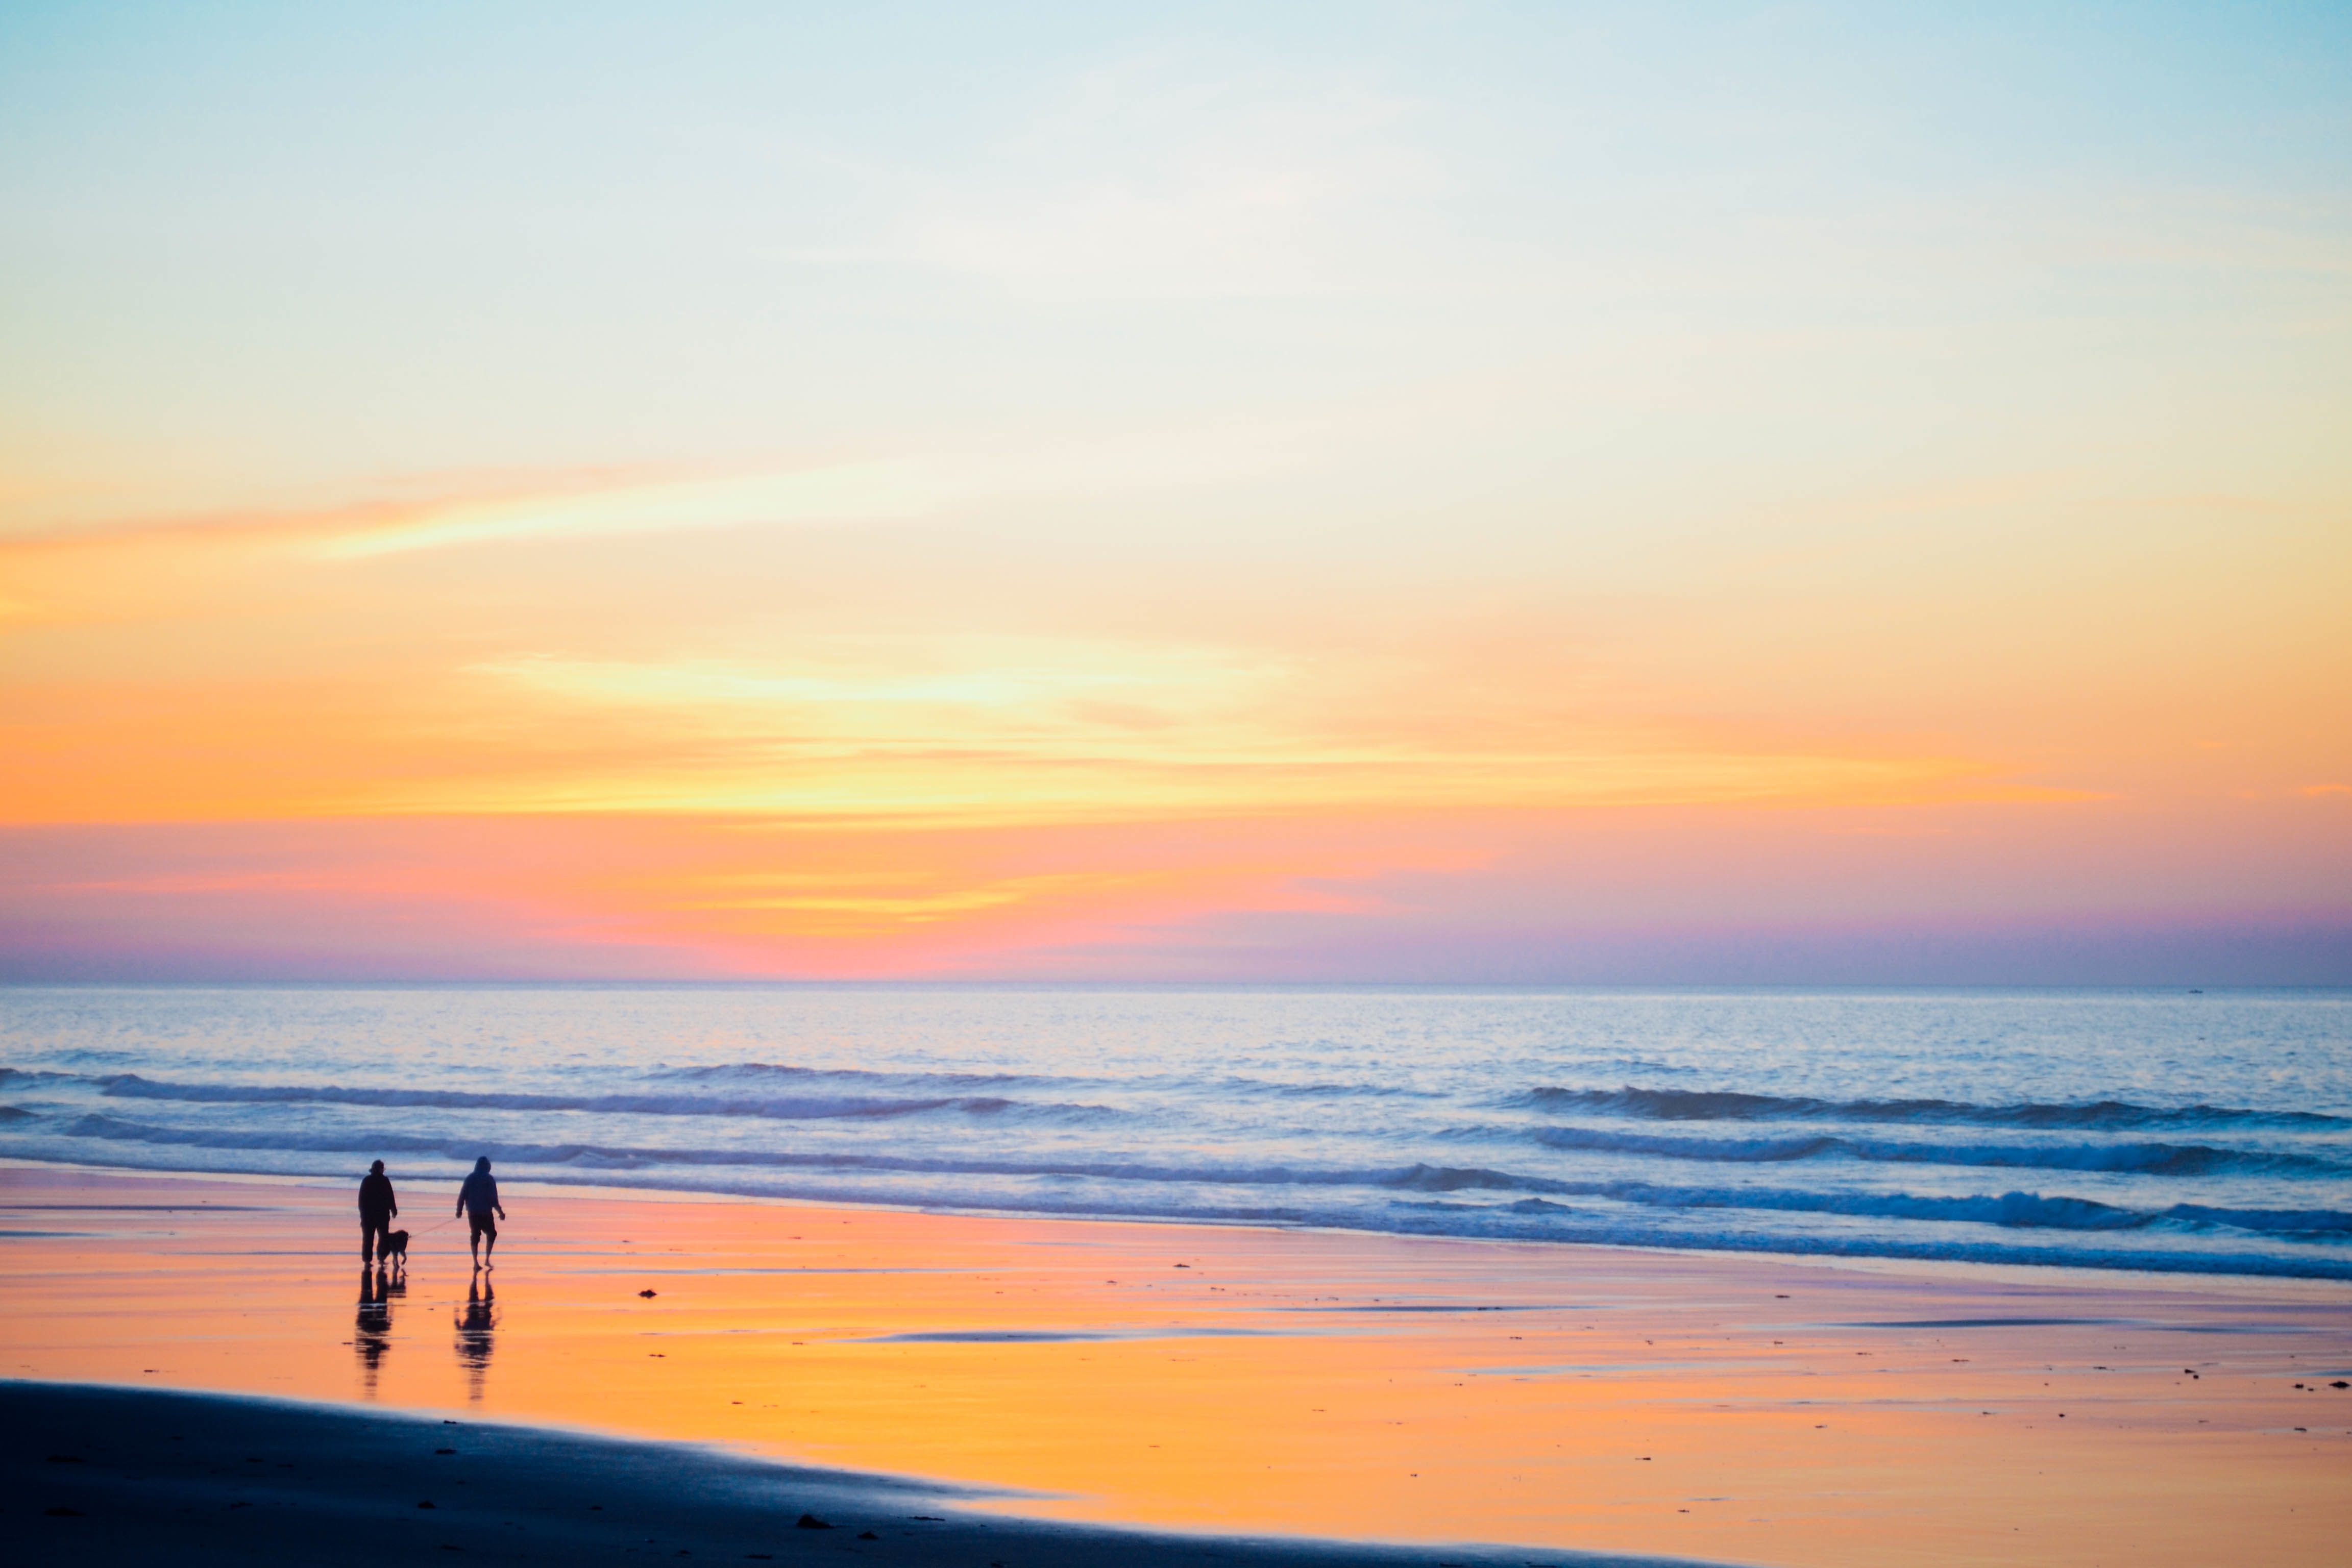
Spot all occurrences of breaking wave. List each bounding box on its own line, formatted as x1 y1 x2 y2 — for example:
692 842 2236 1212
1523 1124 2343 1178
1512 1085 2349 1131
92 1073 1110 1124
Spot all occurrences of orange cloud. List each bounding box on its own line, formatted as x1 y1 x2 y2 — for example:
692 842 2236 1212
3 458 2343 977
4 468 2080 829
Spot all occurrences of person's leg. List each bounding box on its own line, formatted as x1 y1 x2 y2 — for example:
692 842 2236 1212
361 1220 379 1262
482 1221 496 1267
467 1215 481 1267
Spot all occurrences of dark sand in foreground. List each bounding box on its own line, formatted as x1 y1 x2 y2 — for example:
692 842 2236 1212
4 1381 1686 1568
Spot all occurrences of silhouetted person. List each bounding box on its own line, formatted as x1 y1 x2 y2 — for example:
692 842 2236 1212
456 1156 506 1269
359 1159 397 1263
455 1273 496 1403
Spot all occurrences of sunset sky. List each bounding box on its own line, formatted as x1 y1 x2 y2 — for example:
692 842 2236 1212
4 3 2347 981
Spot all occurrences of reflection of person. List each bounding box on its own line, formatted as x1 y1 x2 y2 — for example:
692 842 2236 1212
358 1160 398 1263
455 1156 506 1270
356 1265 393 1393
454 1273 496 1402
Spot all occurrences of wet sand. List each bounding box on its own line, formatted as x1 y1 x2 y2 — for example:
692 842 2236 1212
3 1162 2348 1566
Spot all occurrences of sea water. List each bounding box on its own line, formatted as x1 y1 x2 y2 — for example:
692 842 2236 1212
1 985 2346 1279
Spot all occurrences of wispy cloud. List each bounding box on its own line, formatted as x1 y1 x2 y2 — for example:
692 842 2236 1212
310 462 936 558
0 414 1321 571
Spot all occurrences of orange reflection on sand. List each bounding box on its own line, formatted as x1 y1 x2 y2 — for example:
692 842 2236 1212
3 1165 2346 1567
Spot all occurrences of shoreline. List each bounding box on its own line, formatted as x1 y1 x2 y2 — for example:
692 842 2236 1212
5 1149 2343 1286
5 1163 2348 1566
8 1153 2351 1304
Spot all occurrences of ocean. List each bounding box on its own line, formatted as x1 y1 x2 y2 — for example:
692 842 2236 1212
2 985 2346 1279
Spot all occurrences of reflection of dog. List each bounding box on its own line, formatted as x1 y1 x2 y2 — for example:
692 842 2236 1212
380 1230 410 1272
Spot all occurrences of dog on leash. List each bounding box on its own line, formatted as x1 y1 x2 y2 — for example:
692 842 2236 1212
379 1229 410 1274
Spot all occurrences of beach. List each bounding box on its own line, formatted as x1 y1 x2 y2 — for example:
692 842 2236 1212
5 1162 2347 1567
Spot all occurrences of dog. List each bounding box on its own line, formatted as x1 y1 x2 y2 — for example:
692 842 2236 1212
379 1229 410 1274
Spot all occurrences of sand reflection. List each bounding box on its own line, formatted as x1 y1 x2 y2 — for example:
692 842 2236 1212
454 1274 496 1401
354 1265 394 1394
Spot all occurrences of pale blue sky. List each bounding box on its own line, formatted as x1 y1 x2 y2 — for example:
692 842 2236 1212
4 2 2345 536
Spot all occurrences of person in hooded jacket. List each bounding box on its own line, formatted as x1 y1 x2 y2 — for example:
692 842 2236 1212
358 1160 397 1264
455 1156 507 1270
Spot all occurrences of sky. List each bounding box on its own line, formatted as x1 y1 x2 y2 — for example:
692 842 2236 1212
2 1 2347 982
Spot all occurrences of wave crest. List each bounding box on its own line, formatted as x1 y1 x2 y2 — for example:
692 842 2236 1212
1525 1125 2342 1178
93 1073 1106 1124
1515 1085 2347 1131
